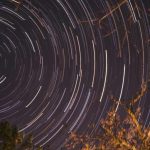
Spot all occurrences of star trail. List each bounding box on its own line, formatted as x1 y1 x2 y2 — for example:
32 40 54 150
0 0 150 149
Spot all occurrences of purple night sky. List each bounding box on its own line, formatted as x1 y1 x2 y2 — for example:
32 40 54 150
0 0 150 149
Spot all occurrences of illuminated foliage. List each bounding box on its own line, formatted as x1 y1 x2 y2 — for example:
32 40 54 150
66 82 150 150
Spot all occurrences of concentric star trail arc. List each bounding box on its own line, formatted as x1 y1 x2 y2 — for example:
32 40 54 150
0 0 150 149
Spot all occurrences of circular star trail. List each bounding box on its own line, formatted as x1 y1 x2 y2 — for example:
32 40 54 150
0 0 150 149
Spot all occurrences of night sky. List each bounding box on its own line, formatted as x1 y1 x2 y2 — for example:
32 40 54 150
0 0 150 149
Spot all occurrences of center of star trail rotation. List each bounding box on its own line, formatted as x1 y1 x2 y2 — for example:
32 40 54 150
0 0 150 149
